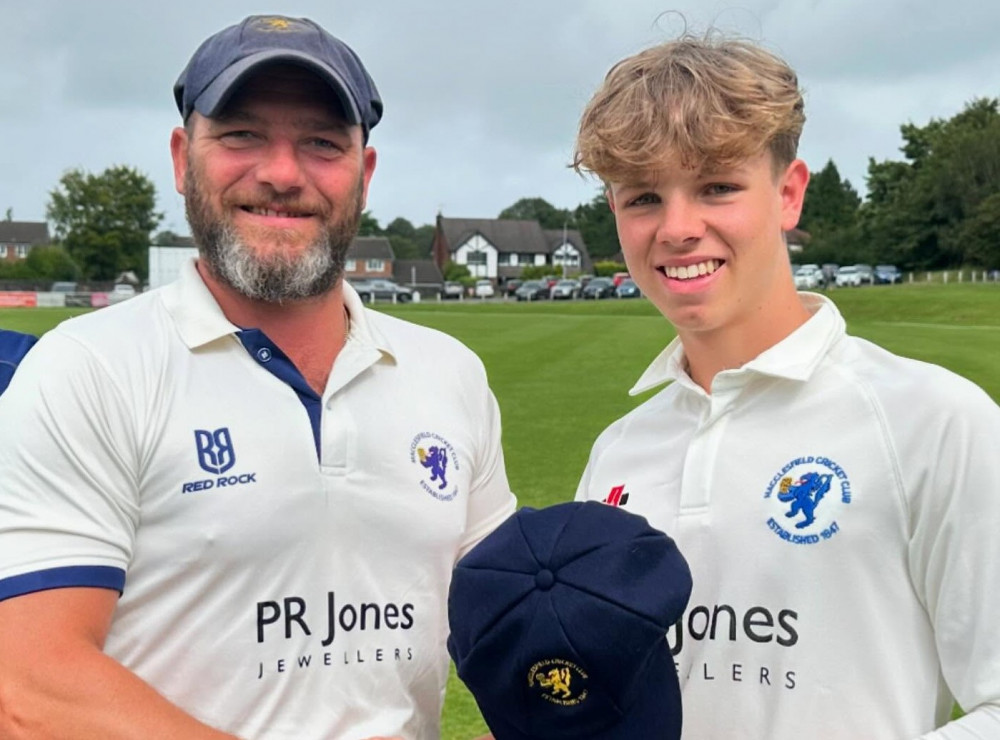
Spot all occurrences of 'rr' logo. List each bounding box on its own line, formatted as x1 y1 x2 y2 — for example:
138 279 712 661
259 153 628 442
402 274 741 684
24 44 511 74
195 428 235 474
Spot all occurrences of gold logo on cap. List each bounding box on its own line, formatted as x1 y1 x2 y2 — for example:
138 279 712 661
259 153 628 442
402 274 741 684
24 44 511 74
528 659 588 706
260 17 293 31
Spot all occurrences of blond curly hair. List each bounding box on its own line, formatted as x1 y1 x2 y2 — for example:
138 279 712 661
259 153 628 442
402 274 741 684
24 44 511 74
573 35 805 183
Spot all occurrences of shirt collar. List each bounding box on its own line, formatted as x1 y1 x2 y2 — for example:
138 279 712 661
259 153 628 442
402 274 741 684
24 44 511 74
159 257 397 361
629 293 845 396
159 257 240 348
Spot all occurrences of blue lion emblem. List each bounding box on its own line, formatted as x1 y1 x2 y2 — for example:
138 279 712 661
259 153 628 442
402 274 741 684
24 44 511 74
418 445 448 490
778 471 832 529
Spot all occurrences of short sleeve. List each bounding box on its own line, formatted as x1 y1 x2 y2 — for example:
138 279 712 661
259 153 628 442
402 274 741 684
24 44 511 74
0 330 139 600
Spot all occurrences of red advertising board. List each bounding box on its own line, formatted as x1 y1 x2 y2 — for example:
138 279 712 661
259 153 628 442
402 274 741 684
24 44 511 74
0 292 38 308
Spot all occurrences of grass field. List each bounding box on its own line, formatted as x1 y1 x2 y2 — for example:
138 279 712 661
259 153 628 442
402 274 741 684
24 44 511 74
2 282 996 735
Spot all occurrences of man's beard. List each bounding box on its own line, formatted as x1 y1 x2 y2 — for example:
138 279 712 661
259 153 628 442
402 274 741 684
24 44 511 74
184 166 363 303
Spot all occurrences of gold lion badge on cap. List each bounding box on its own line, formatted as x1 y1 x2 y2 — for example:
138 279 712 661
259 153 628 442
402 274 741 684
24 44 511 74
528 658 589 707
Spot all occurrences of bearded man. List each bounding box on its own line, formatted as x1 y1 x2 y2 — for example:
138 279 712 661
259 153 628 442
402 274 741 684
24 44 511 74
0 16 515 740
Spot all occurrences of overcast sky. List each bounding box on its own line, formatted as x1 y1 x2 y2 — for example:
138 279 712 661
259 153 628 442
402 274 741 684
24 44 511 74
2 0 999 236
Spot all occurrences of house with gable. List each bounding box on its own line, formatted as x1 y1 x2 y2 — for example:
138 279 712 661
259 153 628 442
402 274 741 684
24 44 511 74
344 235 444 298
432 215 591 290
344 236 395 280
0 221 50 263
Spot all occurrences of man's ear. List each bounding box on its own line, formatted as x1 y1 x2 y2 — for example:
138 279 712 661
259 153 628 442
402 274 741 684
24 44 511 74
360 146 377 209
779 159 810 231
170 127 189 195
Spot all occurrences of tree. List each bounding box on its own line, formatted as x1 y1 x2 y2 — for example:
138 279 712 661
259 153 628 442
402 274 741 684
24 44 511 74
573 191 620 259
799 160 860 235
383 217 424 259
413 224 435 257
592 260 628 277
859 97 1000 270
25 245 80 281
498 197 570 230
357 210 381 236
959 192 1000 268
47 166 162 280
796 160 862 265
442 260 471 281
153 229 190 245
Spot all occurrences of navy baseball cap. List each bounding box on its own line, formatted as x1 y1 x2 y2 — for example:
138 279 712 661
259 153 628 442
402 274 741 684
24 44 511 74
174 15 383 139
447 501 691 739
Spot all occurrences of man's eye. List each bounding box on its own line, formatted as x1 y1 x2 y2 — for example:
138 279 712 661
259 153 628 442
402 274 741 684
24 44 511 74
306 138 344 152
220 130 259 144
705 183 738 196
628 193 659 206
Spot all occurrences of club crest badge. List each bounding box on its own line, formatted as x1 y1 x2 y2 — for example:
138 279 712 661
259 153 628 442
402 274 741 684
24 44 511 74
762 456 852 545
527 658 589 707
410 432 460 501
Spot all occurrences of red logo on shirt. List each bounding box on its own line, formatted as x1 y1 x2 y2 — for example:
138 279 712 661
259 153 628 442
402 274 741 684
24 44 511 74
603 485 629 507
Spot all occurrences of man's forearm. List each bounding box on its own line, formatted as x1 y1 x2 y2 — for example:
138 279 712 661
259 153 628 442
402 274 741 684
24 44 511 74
0 644 238 740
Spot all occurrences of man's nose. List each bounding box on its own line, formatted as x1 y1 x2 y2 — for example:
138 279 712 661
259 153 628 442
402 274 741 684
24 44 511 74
655 197 705 247
254 141 305 193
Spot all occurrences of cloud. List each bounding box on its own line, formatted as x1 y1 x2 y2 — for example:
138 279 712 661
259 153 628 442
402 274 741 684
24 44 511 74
2 0 998 232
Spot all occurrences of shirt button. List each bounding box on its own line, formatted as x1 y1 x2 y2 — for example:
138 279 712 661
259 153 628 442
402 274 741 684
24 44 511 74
256 348 272 363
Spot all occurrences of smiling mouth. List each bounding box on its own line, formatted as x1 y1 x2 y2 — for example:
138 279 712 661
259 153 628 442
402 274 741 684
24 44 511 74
662 259 723 280
241 206 313 218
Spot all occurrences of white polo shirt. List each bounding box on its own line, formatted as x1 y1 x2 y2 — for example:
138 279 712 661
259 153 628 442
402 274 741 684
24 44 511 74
575 294 1000 739
0 258 516 739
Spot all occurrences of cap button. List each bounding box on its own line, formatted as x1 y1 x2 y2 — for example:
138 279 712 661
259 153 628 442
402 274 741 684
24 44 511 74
535 569 555 591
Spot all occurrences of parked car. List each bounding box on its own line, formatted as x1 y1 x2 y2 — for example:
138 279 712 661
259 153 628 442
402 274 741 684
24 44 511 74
577 274 595 289
514 280 549 301
582 277 615 299
834 265 862 287
440 281 464 300
474 279 495 298
503 279 523 297
874 265 902 284
550 279 580 300
351 278 413 303
51 281 78 292
793 264 822 290
615 278 641 298
854 264 874 285
107 283 137 305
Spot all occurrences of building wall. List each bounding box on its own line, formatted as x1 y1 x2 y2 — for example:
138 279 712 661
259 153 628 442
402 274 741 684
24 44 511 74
454 234 497 278
148 246 199 288
344 258 392 279
553 242 582 269
0 243 33 262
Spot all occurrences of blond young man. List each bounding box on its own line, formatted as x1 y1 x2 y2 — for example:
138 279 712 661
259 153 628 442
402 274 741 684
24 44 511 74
573 36 1000 738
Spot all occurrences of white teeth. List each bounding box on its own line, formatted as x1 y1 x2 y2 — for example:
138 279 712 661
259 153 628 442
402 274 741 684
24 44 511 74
249 207 305 218
665 259 721 280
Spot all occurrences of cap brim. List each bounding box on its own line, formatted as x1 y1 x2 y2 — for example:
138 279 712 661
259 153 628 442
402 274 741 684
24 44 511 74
477 640 682 740
190 49 361 126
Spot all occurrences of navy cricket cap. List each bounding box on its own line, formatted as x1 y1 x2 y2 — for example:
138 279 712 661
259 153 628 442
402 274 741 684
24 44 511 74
173 15 383 139
447 501 691 739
